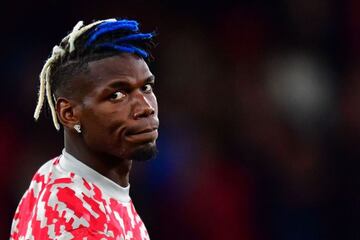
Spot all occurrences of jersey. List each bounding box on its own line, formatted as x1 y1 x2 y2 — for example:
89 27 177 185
10 150 150 240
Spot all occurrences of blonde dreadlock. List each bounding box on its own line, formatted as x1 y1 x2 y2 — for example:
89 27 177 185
33 19 116 130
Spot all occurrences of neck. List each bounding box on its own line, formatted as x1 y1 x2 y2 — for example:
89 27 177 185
64 130 132 187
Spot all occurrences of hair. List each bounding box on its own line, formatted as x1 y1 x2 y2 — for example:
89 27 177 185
34 18 155 130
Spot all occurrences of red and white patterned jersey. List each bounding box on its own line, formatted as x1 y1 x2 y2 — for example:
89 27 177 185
10 150 150 240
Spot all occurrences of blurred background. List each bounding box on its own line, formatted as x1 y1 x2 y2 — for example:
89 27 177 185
1 0 360 239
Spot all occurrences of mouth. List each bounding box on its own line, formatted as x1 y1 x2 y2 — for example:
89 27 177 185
125 127 159 143
133 127 158 135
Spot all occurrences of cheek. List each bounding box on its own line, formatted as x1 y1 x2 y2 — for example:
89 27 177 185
80 107 130 156
82 109 109 144
81 104 128 141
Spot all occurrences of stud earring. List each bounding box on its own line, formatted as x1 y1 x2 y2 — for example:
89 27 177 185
74 124 81 133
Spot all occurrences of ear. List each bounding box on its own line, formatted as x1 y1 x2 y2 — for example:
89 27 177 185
56 97 81 129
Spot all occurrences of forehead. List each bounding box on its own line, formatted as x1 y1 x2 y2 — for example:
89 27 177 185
86 53 152 86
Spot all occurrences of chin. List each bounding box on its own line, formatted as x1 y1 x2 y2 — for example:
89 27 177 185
130 142 158 162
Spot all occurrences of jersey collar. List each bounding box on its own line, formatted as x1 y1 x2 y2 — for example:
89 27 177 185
59 149 131 203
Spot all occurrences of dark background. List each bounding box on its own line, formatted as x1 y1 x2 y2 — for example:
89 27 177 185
1 0 360 239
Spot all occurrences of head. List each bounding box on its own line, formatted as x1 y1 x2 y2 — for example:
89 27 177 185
34 19 159 162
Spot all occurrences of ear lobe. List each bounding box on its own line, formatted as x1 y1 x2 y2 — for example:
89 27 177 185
56 97 80 129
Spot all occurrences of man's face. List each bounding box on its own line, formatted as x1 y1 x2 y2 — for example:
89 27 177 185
78 53 159 161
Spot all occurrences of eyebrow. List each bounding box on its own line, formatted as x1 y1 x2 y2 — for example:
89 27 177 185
107 75 155 89
144 75 155 84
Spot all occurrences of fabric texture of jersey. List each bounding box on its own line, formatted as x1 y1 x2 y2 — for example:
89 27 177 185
10 150 150 240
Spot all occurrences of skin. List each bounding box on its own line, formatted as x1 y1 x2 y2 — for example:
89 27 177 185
56 53 159 187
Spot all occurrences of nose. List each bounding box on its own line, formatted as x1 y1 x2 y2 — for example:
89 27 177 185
132 91 155 119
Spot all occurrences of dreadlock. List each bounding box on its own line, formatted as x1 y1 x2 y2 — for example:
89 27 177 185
34 18 155 130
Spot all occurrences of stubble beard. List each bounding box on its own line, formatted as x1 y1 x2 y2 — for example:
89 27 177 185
131 142 158 162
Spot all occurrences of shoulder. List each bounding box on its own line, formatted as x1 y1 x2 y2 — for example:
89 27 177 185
12 157 60 214
11 157 109 239
35 175 111 238
37 169 105 226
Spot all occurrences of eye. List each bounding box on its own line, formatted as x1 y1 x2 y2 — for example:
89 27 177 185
142 83 153 93
109 91 125 101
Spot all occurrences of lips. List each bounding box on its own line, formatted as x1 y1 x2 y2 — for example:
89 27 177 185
126 126 158 136
125 128 158 143
131 127 157 135
125 122 159 143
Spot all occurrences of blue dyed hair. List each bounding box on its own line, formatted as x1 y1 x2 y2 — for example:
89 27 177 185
50 18 156 98
82 19 154 59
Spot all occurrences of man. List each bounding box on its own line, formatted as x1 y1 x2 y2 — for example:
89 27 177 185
10 18 158 239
